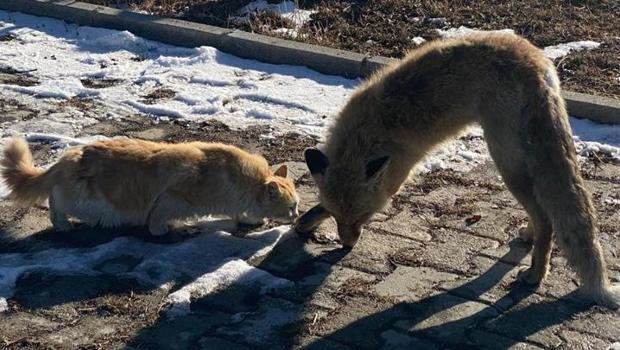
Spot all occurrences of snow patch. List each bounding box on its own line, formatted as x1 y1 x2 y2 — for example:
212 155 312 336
0 10 353 137
239 1 315 29
417 126 489 173
0 225 292 314
571 118 620 162
543 41 600 60
124 100 187 119
25 133 109 147
436 26 515 39
435 26 599 61
411 37 426 45
165 259 293 317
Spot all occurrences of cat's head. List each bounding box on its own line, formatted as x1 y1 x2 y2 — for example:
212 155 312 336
260 164 299 223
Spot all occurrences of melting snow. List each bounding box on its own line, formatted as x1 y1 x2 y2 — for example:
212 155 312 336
436 26 515 39
0 11 352 137
436 26 600 61
543 41 601 60
0 224 292 316
239 0 315 29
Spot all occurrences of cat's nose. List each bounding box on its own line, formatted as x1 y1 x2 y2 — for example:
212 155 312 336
289 208 299 219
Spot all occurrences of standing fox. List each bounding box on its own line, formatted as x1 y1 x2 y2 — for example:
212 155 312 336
1 137 299 235
296 33 620 308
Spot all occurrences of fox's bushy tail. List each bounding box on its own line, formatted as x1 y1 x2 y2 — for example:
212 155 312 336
523 71 619 309
1 137 54 206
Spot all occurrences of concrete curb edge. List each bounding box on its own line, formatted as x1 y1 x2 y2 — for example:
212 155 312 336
1 0 618 124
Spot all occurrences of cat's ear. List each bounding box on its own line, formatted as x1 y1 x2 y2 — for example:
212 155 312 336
304 148 328 183
265 181 280 200
274 164 288 178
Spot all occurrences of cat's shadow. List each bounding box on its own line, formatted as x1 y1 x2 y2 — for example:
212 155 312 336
1 218 256 253
0 218 291 310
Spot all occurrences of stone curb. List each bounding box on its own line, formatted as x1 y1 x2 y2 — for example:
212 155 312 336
1 0 619 124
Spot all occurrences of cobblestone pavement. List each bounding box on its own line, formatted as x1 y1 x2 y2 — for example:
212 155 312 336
0 96 618 349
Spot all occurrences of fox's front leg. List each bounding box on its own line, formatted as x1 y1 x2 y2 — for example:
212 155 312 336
294 204 332 234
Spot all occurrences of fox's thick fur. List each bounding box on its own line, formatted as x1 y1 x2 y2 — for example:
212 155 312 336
298 33 620 308
1 137 299 235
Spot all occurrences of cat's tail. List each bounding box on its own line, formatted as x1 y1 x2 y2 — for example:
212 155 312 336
1 137 55 206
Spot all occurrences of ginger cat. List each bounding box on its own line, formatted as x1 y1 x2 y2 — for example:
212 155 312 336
1 137 299 235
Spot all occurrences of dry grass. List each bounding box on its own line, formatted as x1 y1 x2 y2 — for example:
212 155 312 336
83 0 620 98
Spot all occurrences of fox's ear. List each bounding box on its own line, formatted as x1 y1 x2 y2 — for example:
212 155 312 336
366 156 389 179
274 164 288 178
304 148 329 177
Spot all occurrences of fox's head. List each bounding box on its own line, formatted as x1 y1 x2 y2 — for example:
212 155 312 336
301 148 394 247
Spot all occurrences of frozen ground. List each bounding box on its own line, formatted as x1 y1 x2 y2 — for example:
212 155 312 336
0 9 619 350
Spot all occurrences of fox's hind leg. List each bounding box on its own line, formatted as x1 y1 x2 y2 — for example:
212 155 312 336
49 189 72 231
484 139 553 285
502 173 553 285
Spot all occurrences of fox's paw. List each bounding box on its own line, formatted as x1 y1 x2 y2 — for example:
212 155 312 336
517 266 545 286
517 223 534 243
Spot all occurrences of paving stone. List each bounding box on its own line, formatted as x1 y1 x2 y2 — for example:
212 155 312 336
435 204 526 243
124 313 231 350
250 232 342 280
482 294 578 348
480 239 532 266
307 291 340 311
340 230 424 275
311 296 404 349
294 336 354 350
300 263 377 290
566 309 620 341
393 227 499 275
439 256 525 311
197 337 251 350
465 330 543 349
557 329 612 350
216 296 303 348
297 185 320 212
379 329 440 349
374 266 459 301
394 294 499 341
368 210 432 242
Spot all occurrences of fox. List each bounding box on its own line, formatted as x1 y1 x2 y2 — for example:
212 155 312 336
295 33 620 309
1 137 299 235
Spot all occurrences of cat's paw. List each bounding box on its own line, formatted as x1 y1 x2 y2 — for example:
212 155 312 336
148 224 170 236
